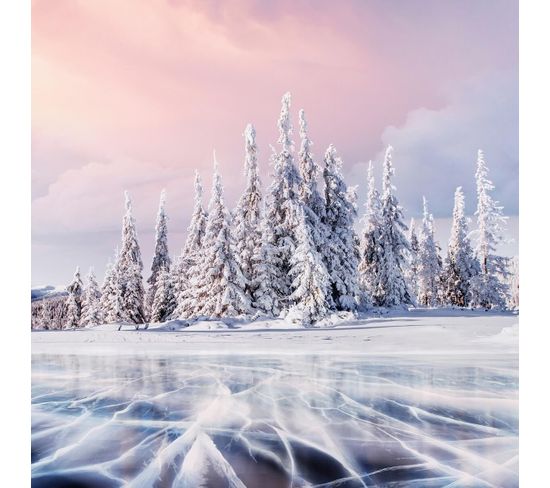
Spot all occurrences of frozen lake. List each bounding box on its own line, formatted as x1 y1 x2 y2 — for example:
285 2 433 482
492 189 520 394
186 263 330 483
31 352 518 487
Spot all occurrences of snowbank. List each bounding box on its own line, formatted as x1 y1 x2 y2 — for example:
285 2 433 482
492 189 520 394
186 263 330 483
32 309 518 357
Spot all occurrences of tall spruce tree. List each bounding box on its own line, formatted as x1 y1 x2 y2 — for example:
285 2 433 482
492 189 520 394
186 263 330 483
506 256 519 310
376 146 413 307
100 253 119 323
417 197 442 307
288 206 331 325
250 218 281 316
297 109 327 252
232 123 265 309
264 92 303 308
114 192 146 324
442 187 479 307
64 266 83 329
173 172 208 318
322 144 359 310
100 258 114 321
81 268 102 326
100 249 127 324
358 161 383 308
150 266 175 322
191 159 250 318
146 190 171 316
405 218 420 303
470 150 509 309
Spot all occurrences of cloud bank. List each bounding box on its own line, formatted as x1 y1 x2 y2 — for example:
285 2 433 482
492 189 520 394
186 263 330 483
352 71 518 218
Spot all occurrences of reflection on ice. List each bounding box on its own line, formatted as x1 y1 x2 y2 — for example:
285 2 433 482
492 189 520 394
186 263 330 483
31 354 518 487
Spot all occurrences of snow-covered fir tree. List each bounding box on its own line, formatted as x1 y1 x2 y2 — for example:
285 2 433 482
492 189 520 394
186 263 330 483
64 266 83 329
250 218 281 316
322 144 359 310
189 159 251 318
114 192 146 324
358 161 383 308
150 266 175 322
297 109 327 254
110 267 126 326
145 189 171 316
470 150 509 309
375 146 413 307
405 218 420 303
264 92 303 307
80 268 102 326
232 123 266 309
417 197 442 307
506 256 519 310
100 255 119 323
65 294 80 330
441 186 479 307
120 263 146 326
288 206 331 325
172 171 208 318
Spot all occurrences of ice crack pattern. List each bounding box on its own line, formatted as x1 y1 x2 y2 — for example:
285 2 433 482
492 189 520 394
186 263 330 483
32 354 518 487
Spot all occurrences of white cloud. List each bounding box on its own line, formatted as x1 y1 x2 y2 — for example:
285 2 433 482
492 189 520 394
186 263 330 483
32 158 194 235
351 71 518 218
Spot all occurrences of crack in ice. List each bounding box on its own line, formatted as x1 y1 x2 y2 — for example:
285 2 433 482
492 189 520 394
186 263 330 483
32 353 518 487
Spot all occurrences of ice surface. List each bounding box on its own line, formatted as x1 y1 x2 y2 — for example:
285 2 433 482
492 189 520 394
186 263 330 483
32 352 518 487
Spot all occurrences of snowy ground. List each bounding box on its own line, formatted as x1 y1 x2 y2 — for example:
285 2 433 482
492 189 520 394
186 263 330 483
32 309 519 356
31 310 518 487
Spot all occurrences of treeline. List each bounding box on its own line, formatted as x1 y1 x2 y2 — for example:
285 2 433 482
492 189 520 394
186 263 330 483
31 295 67 330
32 93 517 329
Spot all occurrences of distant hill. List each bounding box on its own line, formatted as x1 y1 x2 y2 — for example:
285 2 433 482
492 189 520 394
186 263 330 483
31 285 68 302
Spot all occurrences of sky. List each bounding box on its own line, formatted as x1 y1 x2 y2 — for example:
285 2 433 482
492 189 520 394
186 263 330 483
32 0 518 286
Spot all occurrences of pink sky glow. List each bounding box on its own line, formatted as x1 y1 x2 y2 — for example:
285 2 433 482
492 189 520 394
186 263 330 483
32 0 518 284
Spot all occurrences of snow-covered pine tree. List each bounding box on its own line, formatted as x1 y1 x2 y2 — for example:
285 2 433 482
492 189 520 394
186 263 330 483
358 161 383 308
145 190 171 316
417 197 442 307
375 146 413 307
322 144 359 310
65 294 80 330
232 123 266 309
81 268 102 326
470 150 509 309
100 259 113 318
119 262 145 327
506 256 519 310
150 266 175 322
297 109 327 252
405 218 420 303
64 266 83 329
191 159 251 319
172 171 208 319
111 266 126 326
169 254 185 318
288 206 331 325
264 92 303 308
115 192 146 324
442 186 479 307
100 254 118 323
250 218 281 316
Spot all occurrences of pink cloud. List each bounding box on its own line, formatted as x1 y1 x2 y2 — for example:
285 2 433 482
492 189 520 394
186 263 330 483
32 0 518 283
32 158 192 234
